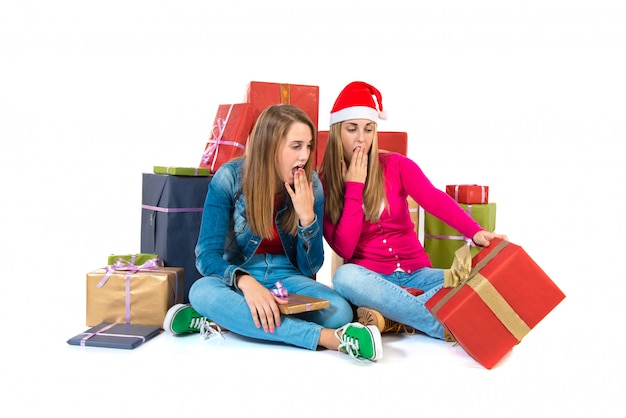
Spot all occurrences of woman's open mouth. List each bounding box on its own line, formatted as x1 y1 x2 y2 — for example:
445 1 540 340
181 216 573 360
291 165 303 177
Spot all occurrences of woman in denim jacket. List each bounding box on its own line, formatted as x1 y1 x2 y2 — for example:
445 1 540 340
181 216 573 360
163 104 383 362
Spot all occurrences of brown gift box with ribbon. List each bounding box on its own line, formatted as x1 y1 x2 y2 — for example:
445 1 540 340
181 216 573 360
278 295 330 315
199 103 260 174
86 258 184 328
425 238 565 369
270 281 330 315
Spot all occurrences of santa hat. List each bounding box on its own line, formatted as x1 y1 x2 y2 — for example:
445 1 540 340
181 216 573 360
329 81 387 125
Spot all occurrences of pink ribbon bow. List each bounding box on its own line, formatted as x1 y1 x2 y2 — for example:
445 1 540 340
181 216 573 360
270 281 289 298
98 256 164 287
95 256 170 325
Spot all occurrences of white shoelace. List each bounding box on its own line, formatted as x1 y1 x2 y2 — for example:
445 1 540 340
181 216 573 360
199 319 225 341
335 324 365 361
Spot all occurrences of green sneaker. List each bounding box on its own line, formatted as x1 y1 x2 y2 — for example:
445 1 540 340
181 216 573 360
163 304 223 340
336 322 383 361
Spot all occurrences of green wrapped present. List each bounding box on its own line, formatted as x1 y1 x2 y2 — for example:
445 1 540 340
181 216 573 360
107 253 160 267
153 166 211 177
424 203 496 268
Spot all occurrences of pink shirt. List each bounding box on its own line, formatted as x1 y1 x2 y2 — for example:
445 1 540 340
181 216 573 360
323 152 483 274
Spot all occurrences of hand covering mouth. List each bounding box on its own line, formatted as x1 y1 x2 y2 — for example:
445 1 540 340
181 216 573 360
291 165 304 176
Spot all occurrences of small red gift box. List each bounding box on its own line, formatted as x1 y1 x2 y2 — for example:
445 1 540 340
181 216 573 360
446 184 489 204
425 238 565 369
316 131 408 170
246 81 319 130
199 103 259 174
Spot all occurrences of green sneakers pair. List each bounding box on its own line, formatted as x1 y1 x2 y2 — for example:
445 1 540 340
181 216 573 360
164 305 382 361
336 322 383 361
163 304 224 340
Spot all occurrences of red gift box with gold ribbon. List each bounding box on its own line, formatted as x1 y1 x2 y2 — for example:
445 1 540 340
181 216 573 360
446 184 489 204
425 238 565 369
246 81 319 129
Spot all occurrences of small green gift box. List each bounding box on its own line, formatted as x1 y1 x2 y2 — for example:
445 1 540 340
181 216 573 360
107 253 159 266
153 166 211 177
424 203 496 268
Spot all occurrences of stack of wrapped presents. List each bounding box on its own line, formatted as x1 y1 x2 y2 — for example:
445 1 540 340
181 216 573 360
424 184 495 268
79 80 564 368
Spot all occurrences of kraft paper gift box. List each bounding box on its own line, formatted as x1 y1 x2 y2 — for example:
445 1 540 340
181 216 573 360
199 103 259 174
316 131 408 170
446 184 489 204
246 81 319 130
270 281 330 314
140 173 211 302
86 264 184 328
425 239 566 369
278 295 331 315
424 202 496 269
154 166 211 177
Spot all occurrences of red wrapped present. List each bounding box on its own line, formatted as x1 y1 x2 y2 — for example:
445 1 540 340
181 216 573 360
246 81 319 129
199 103 259 174
316 131 408 170
446 184 489 204
425 238 565 369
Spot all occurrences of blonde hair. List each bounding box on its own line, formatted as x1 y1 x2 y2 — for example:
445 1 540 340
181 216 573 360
319 122 387 225
243 104 316 239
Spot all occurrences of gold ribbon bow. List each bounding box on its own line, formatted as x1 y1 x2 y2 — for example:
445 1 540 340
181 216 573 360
437 240 531 342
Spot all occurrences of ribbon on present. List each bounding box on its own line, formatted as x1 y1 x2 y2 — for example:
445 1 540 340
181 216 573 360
97 256 178 324
270 281 313 312
271 281 289 298
424 205 476 245
280 84 291 104
271 281 320 312
140 204 203 214
437 240 531 342
201 104 247 173
79 323 146 346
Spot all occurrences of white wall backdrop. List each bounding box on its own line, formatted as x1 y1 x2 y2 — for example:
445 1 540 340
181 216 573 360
1 0 624 411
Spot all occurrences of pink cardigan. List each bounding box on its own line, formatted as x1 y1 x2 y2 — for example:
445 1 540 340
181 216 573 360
323 152 483 274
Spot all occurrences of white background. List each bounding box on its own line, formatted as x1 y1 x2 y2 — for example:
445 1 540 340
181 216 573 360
1 1 624 417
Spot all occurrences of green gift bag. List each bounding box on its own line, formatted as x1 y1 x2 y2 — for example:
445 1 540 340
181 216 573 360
424 203 496 268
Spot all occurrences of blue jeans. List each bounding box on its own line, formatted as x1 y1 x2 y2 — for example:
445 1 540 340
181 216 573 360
189 254 354 350
332 263 446 339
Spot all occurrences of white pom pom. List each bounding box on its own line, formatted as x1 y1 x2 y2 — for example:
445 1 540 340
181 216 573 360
378 110 388 120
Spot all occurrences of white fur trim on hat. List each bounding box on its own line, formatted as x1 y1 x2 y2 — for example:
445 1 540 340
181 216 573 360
330 106 380 125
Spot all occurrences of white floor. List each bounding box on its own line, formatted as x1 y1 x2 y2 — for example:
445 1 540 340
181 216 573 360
3 252 623 418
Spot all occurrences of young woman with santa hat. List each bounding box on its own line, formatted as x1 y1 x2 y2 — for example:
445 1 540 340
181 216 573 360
319 81 507 340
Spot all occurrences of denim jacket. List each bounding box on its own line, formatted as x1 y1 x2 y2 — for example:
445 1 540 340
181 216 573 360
195 158 325 287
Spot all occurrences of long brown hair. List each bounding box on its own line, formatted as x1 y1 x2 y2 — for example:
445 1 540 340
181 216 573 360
320 122 387 225
243 104 316 239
